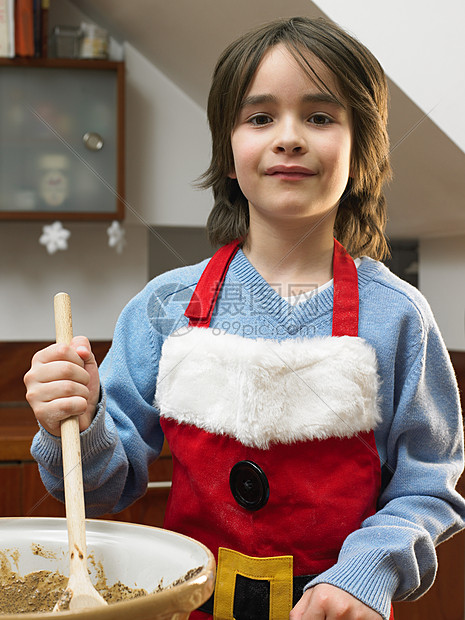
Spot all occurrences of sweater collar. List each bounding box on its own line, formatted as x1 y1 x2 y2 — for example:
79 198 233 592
227 249 381 328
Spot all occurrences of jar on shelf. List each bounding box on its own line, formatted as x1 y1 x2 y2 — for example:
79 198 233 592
51 26 83 59
38 154 70 208
80 23 109 60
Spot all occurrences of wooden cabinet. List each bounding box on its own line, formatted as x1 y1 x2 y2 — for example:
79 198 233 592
0 447 171 528
0 59 124 220
0 464 23 516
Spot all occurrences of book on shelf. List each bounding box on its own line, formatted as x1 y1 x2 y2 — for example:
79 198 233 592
0 0 49 59
33 0 41 56
40 0 49 58
0 0 15 58
15 0 35 57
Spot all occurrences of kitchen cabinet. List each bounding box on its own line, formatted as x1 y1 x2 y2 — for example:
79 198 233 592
0 464 22 516
17 448 172 528
0 422 171 527
0 59 124 220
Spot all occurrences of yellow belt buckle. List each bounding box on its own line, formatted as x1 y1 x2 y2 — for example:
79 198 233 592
213 547 293 620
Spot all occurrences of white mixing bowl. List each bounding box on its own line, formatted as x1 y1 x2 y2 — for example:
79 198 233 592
0 517 215 620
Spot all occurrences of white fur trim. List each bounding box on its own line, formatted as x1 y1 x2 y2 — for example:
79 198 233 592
155 328 381 449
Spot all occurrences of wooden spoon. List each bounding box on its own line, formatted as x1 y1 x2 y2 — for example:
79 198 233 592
52 292 107 612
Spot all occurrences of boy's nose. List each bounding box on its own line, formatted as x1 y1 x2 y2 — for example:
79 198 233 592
272 120 308 154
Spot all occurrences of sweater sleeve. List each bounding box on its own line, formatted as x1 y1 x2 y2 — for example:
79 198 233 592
31 284 166 517
305 298 465 619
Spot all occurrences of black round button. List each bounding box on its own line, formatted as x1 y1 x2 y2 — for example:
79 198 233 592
229 460 269 511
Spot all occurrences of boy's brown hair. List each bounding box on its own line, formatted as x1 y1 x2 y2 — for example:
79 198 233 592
198 16 392 260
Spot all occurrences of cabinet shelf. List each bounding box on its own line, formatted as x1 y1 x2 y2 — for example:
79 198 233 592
0 58 122 69
0 59 125 221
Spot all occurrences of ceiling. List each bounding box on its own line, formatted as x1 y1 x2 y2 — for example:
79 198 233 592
66 0 465 240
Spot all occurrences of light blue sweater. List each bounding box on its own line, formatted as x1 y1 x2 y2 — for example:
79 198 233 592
31 250 465 620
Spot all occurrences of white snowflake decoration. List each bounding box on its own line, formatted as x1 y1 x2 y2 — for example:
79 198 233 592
39 221 71 254
107 220 126 254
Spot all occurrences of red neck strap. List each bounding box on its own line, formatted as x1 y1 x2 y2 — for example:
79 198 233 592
185 241 241 328
185 239 358 336
331 239 359 337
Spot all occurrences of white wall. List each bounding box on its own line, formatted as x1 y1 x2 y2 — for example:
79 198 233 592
419 236 465 351
315 0 465 154
0 223 147 341
124 43 212 227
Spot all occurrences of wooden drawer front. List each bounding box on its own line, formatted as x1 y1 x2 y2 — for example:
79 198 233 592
0 464 23 517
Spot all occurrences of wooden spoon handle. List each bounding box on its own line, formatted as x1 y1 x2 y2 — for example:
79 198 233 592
54 292 88 570
54 291 73 346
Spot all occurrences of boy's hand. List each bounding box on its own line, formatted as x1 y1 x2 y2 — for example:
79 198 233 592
24 336 100 437
290 584 382 619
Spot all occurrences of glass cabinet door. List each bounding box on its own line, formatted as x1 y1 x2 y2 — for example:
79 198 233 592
0 61 124 220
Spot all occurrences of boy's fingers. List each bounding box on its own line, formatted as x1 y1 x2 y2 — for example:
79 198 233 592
290 589 315 619
31 342 84 367
72 335 92 352
34 379 90 403
36 395 89 419
36 397 90 436
29 360 89 386
72 337 98 370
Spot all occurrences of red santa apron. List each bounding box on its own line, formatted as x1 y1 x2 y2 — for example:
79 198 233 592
156 240 393 620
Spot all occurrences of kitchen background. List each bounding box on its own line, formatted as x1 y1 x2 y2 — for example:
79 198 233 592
0 2 464 618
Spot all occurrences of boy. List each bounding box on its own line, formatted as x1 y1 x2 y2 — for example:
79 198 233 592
25 17 465 620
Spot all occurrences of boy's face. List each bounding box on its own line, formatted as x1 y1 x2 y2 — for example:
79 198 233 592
229 45 353 234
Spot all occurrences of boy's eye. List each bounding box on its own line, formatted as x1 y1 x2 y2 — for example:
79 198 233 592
248 114 272 126
309 114 332 125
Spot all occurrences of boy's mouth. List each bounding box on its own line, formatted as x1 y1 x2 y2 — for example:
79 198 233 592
265 165 316 179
